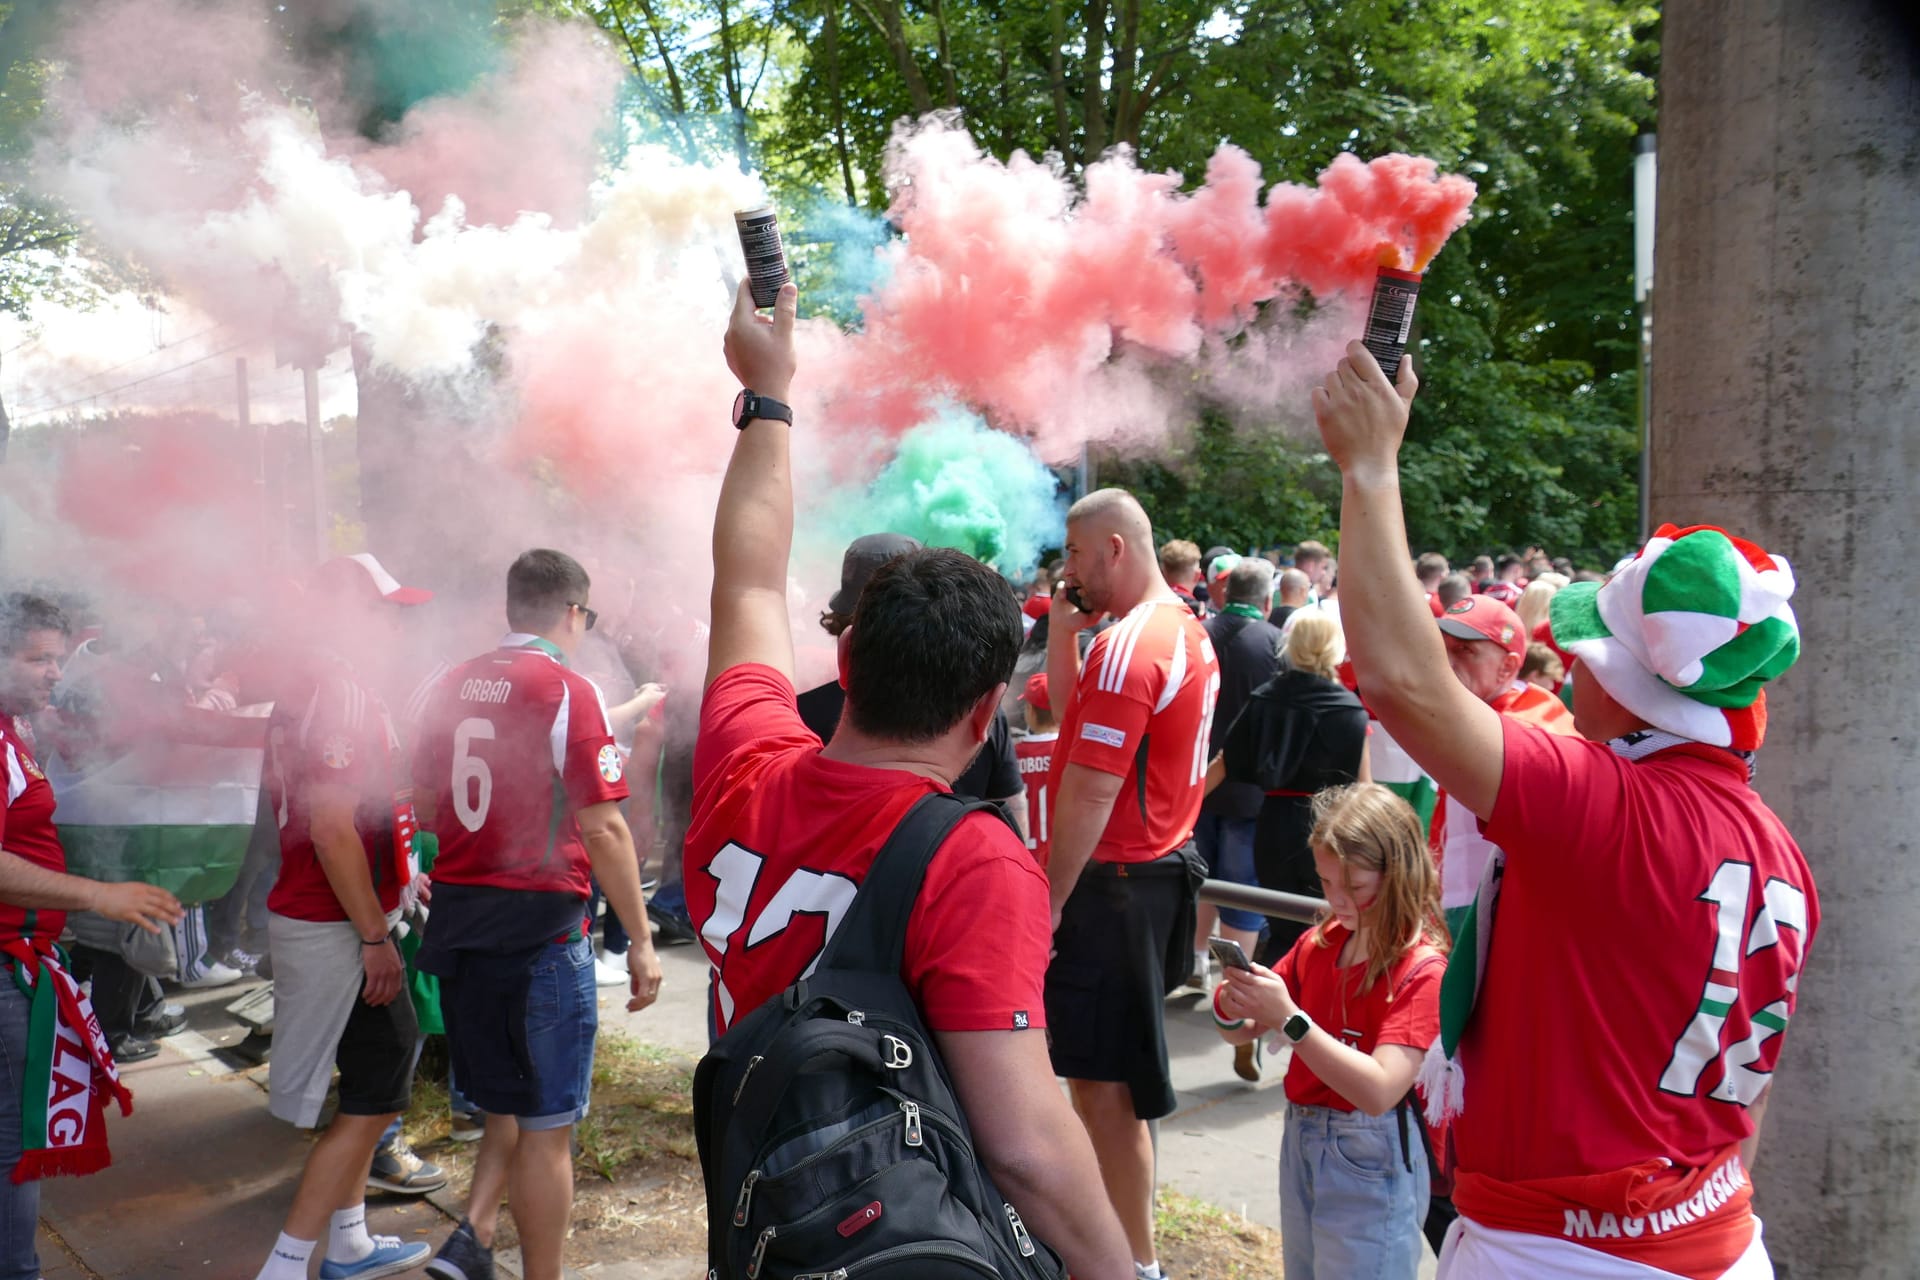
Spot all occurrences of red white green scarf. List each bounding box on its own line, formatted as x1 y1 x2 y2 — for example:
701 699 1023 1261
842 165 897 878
3 938 132 1181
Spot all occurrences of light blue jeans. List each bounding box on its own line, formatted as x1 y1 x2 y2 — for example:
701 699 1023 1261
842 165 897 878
1280 1101 1429 1280
0 981 42 1280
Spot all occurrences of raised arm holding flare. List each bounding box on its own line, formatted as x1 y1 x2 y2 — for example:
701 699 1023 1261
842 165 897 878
1313 341 1817 1280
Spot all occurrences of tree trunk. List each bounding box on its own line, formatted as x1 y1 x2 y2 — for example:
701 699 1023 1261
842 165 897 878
930 0 959 108
851 0 935 115
1081 0 1109 161
1108 0 1140 152
716 0 753 172
821 1 859 205
1049 0 1073 162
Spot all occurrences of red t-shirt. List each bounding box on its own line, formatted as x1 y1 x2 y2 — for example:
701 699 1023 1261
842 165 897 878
1 718 67 945
688 664 1053 1037
1013 732 1056 867
1275 923 1443 1110
1049 602 1219 863
1458 718 1818 1183
414 640 629 900
265 665 411 923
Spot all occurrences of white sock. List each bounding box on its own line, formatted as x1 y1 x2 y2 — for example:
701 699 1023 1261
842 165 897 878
1134 1261 1164 1280
255 1233 315 1280
328 1204 375 1264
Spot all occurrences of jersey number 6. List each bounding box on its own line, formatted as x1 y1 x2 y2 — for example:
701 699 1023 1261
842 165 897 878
452 717 496 832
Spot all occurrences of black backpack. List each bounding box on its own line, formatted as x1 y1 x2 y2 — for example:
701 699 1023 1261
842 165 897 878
692 794 1069 1280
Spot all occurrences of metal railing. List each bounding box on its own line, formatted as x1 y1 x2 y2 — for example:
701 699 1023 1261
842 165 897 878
1198 878 1326 925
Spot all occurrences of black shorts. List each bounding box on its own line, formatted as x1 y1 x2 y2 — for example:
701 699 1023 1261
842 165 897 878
335 983 417 1118
1044 853 1188 1120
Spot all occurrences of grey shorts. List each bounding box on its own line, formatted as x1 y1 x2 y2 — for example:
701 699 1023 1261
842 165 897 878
266 910 414 1128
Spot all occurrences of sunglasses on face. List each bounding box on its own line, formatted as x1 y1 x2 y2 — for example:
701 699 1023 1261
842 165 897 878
569 603 598 631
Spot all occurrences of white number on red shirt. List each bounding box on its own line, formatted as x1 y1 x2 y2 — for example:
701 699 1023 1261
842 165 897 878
702 842 858 1027
451 717 496 833
1658 860 1808 1105
1189 670 1222 785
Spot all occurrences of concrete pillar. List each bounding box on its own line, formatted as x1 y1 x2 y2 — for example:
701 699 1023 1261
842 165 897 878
1649 4 1919 1276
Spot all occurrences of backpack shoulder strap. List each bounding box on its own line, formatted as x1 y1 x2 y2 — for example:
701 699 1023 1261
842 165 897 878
818 791 997 976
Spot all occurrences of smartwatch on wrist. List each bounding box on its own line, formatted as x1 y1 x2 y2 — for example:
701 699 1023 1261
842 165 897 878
1281 1010 1314 1043
732 389 793 429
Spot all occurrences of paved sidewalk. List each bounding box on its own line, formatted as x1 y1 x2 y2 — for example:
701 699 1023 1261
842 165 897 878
39 941 1434 1278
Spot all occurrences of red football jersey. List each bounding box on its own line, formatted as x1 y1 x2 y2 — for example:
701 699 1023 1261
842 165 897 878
1275 924 1443 1111
1049 602 1219 863
414 639 629 900
1014 732 1056 867
265 665 410 923
688 665 1053 1038
1 718 67 944
1460 717 1818 1183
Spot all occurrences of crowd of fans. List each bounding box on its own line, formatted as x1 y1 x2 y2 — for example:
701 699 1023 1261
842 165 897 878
0 282 1816 1280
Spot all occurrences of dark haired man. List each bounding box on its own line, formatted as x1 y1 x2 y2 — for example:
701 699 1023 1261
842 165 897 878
1047 487 1220 1280
795 533 1027 838
413 548 662 1280
0 594 182 1280
687 280 1133 1279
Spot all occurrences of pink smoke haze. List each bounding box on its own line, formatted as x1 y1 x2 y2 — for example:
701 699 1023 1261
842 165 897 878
9 0 1476 682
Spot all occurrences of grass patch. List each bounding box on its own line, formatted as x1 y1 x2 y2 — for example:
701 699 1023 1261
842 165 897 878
576 1032 699 1181
1156 1189 1283 1279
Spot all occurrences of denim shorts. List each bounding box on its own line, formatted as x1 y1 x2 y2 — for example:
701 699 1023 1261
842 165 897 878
1280 1101 1429 1279
1193 813 1264 932
457 936 599 1131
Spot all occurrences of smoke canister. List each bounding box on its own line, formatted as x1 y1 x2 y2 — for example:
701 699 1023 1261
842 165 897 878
734 207 790 309
1361 266 1423 380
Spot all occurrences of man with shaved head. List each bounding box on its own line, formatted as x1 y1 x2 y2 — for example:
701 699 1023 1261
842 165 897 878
1046 488 1220 1280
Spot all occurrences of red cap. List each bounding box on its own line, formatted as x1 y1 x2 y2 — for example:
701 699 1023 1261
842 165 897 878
1022 593 1051 621
312 553 433 606
1437 595 1525 661
1021 672 1050 712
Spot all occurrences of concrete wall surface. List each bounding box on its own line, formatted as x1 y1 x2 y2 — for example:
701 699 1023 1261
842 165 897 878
1650 2 1919 1276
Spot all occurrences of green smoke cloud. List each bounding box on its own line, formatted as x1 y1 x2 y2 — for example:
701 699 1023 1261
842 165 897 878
839 408 1066 579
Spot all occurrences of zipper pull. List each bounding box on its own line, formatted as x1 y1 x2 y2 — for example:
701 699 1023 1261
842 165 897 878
747 1225 776 1278
732 1170 760 1226
901 1100 924 1148
1005 1203 1036 1257
846 1009 866 1026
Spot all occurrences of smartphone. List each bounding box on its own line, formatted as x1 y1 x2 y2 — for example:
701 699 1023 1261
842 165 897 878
1209 937 1253 972
1060 582 1093 614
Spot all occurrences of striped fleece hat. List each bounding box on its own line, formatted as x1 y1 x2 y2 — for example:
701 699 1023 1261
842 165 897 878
1549 524 1798 750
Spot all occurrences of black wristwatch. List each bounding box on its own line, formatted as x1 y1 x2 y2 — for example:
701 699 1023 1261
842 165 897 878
732 389 794 429
1281 1010 1314 1043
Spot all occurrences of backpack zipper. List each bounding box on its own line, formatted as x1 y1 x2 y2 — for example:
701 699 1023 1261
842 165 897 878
1005 1203 1036 1257
900 1100 923 1148
747 1225 776 1278
732 1170 760 1226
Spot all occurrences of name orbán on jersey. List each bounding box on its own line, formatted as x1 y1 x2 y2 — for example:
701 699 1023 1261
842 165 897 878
413 638 629 900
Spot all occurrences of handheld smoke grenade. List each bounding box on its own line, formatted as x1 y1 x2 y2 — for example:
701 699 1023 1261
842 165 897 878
734 207 791 309
1361 267 1422 380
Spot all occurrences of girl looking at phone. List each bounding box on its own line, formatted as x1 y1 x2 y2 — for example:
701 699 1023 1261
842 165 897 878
1214 783 1447 1279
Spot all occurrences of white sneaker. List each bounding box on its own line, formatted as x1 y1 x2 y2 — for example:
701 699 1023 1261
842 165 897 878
177 961 244 990
593 953 630 987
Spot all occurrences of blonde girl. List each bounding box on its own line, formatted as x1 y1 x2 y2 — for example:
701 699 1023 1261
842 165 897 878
1215 783 1448 1279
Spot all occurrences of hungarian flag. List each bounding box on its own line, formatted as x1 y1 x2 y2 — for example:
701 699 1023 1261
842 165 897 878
48 707 269 905
1368 720 1438 831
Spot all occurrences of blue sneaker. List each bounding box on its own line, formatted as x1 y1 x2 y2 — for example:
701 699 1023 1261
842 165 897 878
319 1235 432 1280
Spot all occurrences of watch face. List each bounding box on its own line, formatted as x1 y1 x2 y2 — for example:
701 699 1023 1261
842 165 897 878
732 389 750 426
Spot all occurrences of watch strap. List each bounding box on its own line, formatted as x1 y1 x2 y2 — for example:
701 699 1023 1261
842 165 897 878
1282 1010 1314 1043
734 391 794 429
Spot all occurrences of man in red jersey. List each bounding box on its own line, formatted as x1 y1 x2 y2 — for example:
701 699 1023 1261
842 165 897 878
1013 673 1057 865
1312 340 1815 1280
252 554 442 1280
0 593 181 1280
1045 487 1220 1280
686 280 1132 1279
412 548 662 1280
